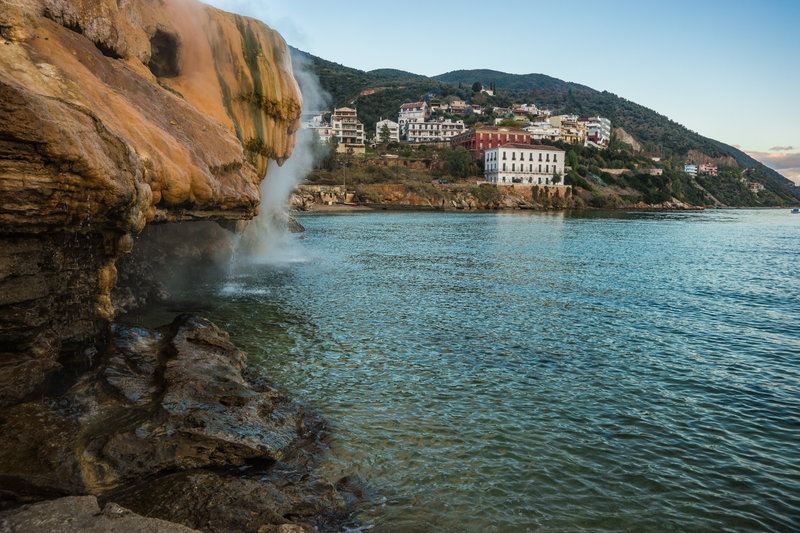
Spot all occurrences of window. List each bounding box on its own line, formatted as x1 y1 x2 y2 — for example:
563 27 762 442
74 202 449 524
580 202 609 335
539 153 543 162
538 164 542 172
553 154 557 162
520 152 524 160
538 177 542 184
503 163 506 171
502 152 507 160
512 152 516 161
529 153 533 161
546 165 549 173
546 154 550 162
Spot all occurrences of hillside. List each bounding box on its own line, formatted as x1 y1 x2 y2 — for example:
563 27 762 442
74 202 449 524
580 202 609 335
289 49 798 202
435 69 592 92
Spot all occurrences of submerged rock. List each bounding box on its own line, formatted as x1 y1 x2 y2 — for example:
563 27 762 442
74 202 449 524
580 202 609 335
0 315 358 531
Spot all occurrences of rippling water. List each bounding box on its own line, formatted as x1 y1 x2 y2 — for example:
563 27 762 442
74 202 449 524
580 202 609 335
127 209 800 532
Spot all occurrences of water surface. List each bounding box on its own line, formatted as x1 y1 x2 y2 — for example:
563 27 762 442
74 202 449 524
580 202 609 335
126 209 800 532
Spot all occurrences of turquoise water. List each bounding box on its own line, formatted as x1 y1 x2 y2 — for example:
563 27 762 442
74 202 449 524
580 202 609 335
130 209 800 532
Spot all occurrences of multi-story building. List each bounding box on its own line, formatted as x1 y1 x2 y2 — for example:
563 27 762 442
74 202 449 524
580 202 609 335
398 102 429 136
525 119 561 142
330 107 365 151
484 143 566 185
406 118 467 143
585 117 611 147
684 164 698 176
699 164 718 176
450 126 531 160
550 115 587 144
375 118 400 143
448 99 468 115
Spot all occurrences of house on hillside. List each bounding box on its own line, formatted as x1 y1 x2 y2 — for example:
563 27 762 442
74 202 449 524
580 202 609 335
398 102 429 138
406 118 467 143
484 144 566 185
684 164 698 176
699 164 718 176
585 117 611 147
450 126 531 160
375 118 400 143
330 107 365 152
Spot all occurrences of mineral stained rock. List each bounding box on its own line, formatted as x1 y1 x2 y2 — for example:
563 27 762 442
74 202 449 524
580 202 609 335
0 0 302 403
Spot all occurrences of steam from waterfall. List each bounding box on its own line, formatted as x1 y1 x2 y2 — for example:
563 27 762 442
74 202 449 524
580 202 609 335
233 47 330 265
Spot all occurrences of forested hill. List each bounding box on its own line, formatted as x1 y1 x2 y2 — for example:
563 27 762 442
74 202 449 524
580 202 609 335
435 69 592 92
289 48 797 196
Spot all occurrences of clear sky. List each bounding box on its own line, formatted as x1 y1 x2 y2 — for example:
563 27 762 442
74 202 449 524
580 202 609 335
206 0 800 184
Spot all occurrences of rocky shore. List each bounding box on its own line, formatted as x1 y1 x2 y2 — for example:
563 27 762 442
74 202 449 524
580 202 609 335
0 0 361 530
290 183 701 212
0 314 360 532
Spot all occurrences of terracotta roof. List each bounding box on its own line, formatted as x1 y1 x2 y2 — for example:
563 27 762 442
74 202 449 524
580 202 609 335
400 102 425 109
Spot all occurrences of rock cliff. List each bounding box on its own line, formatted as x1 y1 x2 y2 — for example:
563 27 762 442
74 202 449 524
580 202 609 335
0 0 302 403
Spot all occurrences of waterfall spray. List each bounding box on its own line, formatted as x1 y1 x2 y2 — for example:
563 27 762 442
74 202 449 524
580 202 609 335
231 48 330 269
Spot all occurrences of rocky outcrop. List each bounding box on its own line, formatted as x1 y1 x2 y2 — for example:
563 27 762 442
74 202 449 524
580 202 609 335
0 496 202 533
0 315 357 531
0 0 302 403
290 183 577 211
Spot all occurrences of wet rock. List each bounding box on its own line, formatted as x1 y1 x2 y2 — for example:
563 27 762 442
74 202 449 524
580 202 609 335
0 495 201 532
0 315 333 501
102 468 356 533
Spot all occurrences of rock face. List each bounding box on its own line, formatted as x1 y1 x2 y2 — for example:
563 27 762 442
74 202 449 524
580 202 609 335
0 0 302 403
0 315 357 531
0 496 202 533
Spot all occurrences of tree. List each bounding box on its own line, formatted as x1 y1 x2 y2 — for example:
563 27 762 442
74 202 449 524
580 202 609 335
552 171 562 185
472 81 482 93
446 146 472 179
566 149 579 169
380 123 391 143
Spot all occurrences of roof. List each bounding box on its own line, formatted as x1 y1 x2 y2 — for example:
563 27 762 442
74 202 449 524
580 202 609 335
400 102 425 109
490 143 564 152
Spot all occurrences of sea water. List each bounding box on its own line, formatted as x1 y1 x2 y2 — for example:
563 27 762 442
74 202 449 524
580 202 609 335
127 209 800 532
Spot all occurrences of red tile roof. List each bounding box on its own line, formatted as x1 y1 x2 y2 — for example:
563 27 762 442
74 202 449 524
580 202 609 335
400 102 425 109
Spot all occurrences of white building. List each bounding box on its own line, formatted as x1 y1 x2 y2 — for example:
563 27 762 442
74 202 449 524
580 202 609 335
406 118 467 143
585 116 611 147
375 118 400 143
484 143 566 185
398 102 428 137
330 107 365 150
684 164 698 176
524 120 561 142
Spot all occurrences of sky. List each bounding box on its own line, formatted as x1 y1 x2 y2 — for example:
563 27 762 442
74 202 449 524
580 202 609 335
206 0 800 185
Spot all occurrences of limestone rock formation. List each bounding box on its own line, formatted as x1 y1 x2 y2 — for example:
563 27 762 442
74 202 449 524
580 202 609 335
0 0 302 403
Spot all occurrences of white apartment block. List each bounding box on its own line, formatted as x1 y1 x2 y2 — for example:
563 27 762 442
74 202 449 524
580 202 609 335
398 102 429 136
585 116 611 147
376 118 400 143
524 120 561 142
406 118 467 143
330 107 365 147
484 144 566 185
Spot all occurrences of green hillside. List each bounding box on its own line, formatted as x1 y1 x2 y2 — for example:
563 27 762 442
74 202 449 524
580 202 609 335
288 49 798 204
434 69 592 92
